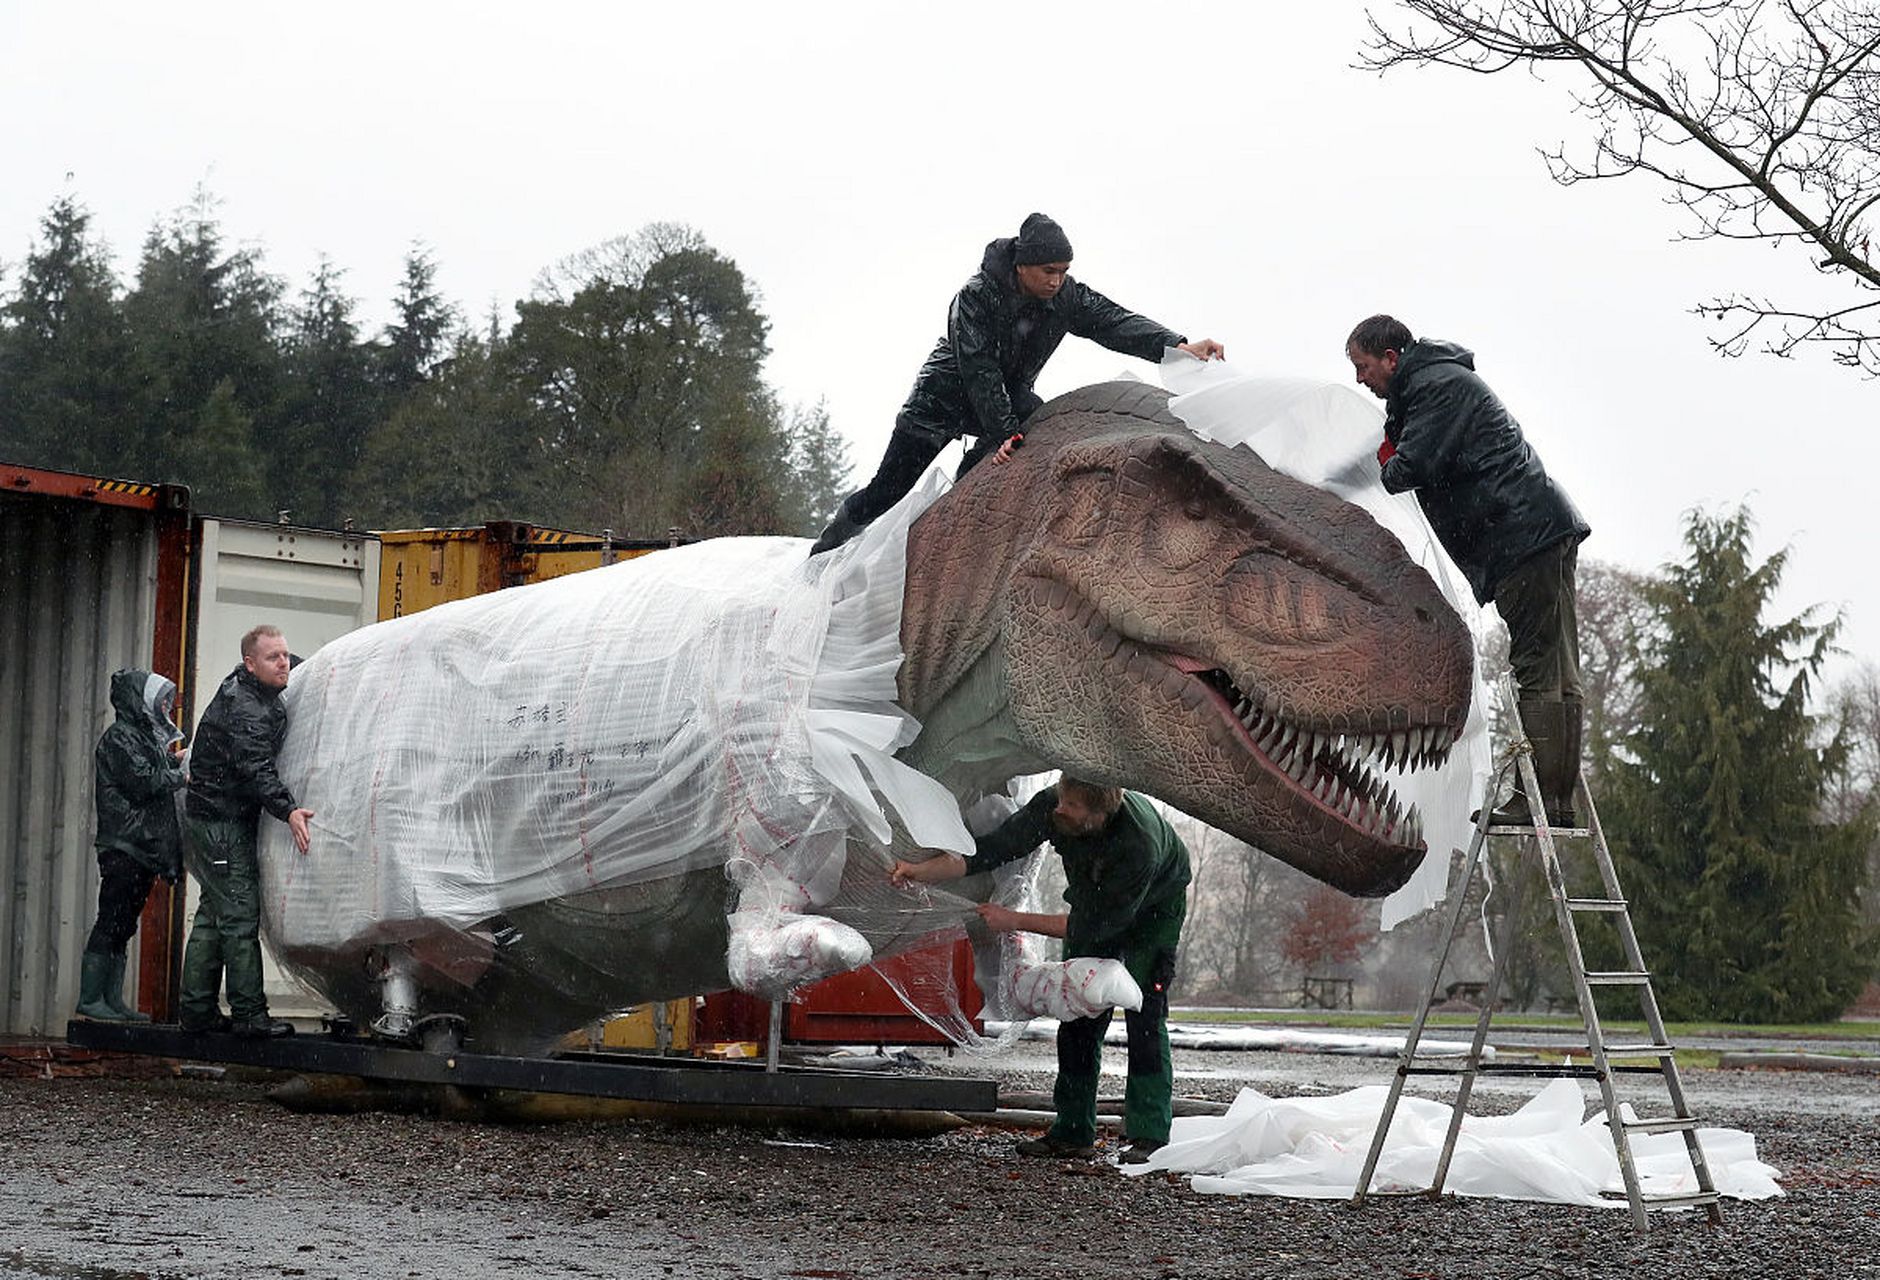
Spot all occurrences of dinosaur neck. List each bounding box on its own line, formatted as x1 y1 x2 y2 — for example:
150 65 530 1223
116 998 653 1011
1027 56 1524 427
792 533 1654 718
896 490 1046 793
894 638 1050 795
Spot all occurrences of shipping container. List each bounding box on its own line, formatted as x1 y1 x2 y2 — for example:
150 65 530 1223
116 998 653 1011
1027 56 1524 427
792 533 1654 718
183 518 381 1020
0 465 190 1036
697 940 984 1050
377 523 677 621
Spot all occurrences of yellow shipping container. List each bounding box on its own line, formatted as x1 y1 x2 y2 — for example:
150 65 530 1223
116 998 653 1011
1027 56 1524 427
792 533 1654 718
376 521 681 621
374 518 693 1047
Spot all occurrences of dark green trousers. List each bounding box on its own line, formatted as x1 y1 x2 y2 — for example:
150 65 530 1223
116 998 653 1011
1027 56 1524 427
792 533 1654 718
1495 538 1583 701
178 815 269 1022
1049 942 1177 1146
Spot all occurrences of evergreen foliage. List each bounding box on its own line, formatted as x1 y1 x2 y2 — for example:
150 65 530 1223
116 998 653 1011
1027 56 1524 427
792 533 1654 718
0 191 850 539
1603 507 1876 1021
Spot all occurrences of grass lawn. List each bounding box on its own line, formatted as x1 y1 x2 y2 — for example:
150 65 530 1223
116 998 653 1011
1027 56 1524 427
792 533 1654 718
1172 1006 1880 1044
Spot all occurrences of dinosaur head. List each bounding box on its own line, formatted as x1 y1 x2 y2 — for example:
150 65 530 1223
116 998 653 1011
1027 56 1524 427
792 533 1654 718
899 382 1474 897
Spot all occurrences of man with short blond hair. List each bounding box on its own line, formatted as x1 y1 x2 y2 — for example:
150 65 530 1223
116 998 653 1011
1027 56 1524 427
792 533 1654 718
892 775 1190 1163
176 624 314 1037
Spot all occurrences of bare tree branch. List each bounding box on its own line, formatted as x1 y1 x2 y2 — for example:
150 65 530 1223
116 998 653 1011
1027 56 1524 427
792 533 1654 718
1362 0 1880 373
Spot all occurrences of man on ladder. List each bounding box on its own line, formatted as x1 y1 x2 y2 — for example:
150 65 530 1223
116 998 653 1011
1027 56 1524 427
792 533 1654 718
1342 323 1721 1228
1346 315 1590 825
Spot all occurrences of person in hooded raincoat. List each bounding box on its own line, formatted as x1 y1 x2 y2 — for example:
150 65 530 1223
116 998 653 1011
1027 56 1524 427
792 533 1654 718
809 213 1224 554
891 777 1191 1164
78 669 187 1022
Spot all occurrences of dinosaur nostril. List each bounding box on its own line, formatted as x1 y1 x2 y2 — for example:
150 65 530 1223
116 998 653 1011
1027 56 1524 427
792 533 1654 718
1415 607 1432 624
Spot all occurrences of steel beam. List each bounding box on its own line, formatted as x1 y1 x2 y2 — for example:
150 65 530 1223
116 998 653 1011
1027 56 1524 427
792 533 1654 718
67 1020 997 1113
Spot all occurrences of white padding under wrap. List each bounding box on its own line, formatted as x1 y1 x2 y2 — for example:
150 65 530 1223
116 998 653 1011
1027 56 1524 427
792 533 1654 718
1002 936 1144 1020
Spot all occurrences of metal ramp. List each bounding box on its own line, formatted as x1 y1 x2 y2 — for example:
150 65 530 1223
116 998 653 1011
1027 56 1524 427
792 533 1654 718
1351 678 1722 1233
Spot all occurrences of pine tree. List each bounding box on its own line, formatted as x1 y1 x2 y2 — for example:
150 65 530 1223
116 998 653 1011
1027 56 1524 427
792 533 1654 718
0 194 136 474
783 399 853 536
1604 507 1875 1022
380 245 454 395
123 188 282 511
280 257 377 525
173 378 268 516
350 329 535 528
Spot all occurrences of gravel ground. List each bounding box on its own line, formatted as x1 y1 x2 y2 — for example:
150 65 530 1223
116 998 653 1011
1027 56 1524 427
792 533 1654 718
4 1040 1877 1280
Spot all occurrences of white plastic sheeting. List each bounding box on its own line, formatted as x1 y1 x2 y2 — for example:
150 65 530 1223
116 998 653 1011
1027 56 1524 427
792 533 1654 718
1124 1078 1783 1206
989 1018 1492 1058
1159 358 1499 928
263 475 975 996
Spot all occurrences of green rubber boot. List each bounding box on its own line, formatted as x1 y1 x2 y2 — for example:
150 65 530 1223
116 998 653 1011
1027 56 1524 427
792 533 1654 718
74 951 123 1021
103 953 150 1023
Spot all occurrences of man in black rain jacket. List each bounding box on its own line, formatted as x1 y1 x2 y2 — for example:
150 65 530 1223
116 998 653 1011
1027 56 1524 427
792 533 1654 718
177 624 314 1037
810 213 1223 554
1346 314 1591 826
76 669 187 1022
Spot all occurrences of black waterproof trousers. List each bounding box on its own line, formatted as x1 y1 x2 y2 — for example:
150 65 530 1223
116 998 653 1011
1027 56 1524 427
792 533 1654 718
86 848 155 957
830 389 1045 532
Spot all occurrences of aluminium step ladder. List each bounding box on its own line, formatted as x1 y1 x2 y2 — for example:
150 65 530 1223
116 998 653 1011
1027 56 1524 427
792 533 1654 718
1350 676 1722 1233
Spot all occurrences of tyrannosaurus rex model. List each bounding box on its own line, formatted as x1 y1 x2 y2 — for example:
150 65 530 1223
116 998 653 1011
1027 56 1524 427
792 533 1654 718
260 380 1473 1047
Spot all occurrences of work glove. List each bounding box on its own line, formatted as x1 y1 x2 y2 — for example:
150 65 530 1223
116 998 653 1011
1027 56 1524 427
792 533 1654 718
1376 436 1397 466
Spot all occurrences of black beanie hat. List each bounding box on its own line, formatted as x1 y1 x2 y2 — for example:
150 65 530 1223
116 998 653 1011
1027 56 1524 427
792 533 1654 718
1012 212 1074 266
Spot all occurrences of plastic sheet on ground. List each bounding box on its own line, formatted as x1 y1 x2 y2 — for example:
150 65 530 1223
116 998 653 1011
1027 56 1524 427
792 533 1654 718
1126 1078 1783 1206
1159 357 1499 929
984 1019 1490 1059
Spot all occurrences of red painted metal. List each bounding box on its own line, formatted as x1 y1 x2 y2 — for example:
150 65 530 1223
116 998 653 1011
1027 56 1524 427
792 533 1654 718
696 938 984 1049
136 485 192 1021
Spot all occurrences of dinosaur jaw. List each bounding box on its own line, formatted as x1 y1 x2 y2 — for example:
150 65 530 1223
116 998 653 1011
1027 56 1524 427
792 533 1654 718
1005 578 1467 896
1169 654 1457 852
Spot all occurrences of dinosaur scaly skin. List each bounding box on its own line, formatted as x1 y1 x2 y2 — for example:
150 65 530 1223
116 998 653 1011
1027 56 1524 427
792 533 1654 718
899 382 1473 897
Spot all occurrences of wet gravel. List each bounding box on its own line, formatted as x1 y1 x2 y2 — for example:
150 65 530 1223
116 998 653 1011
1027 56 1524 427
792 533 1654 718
4 1042 1877 1280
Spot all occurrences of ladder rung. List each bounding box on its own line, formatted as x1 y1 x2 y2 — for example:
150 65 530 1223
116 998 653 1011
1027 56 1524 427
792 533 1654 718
1471 1042 1675 1058
1583 970 1652 985
1601 1189 1720 1209
1488 824 1592 838
1621 1115 1701 1135
1566 897 1627 912
1404 1062 1605 1079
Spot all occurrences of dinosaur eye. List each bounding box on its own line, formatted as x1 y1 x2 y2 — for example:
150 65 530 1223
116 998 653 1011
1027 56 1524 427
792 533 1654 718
1144 490 1217 569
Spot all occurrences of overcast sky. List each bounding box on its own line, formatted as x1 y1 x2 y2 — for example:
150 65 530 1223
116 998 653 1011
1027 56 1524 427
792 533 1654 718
3 0 1872 683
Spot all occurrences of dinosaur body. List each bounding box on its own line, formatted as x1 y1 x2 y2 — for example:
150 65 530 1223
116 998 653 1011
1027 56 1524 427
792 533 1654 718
260 382 1473 1047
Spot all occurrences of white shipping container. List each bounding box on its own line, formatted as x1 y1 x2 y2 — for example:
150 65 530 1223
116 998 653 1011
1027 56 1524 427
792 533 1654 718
184 518 379 1020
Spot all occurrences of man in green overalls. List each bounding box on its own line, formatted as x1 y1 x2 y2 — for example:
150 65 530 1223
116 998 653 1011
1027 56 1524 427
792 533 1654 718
893 777 1190 1163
